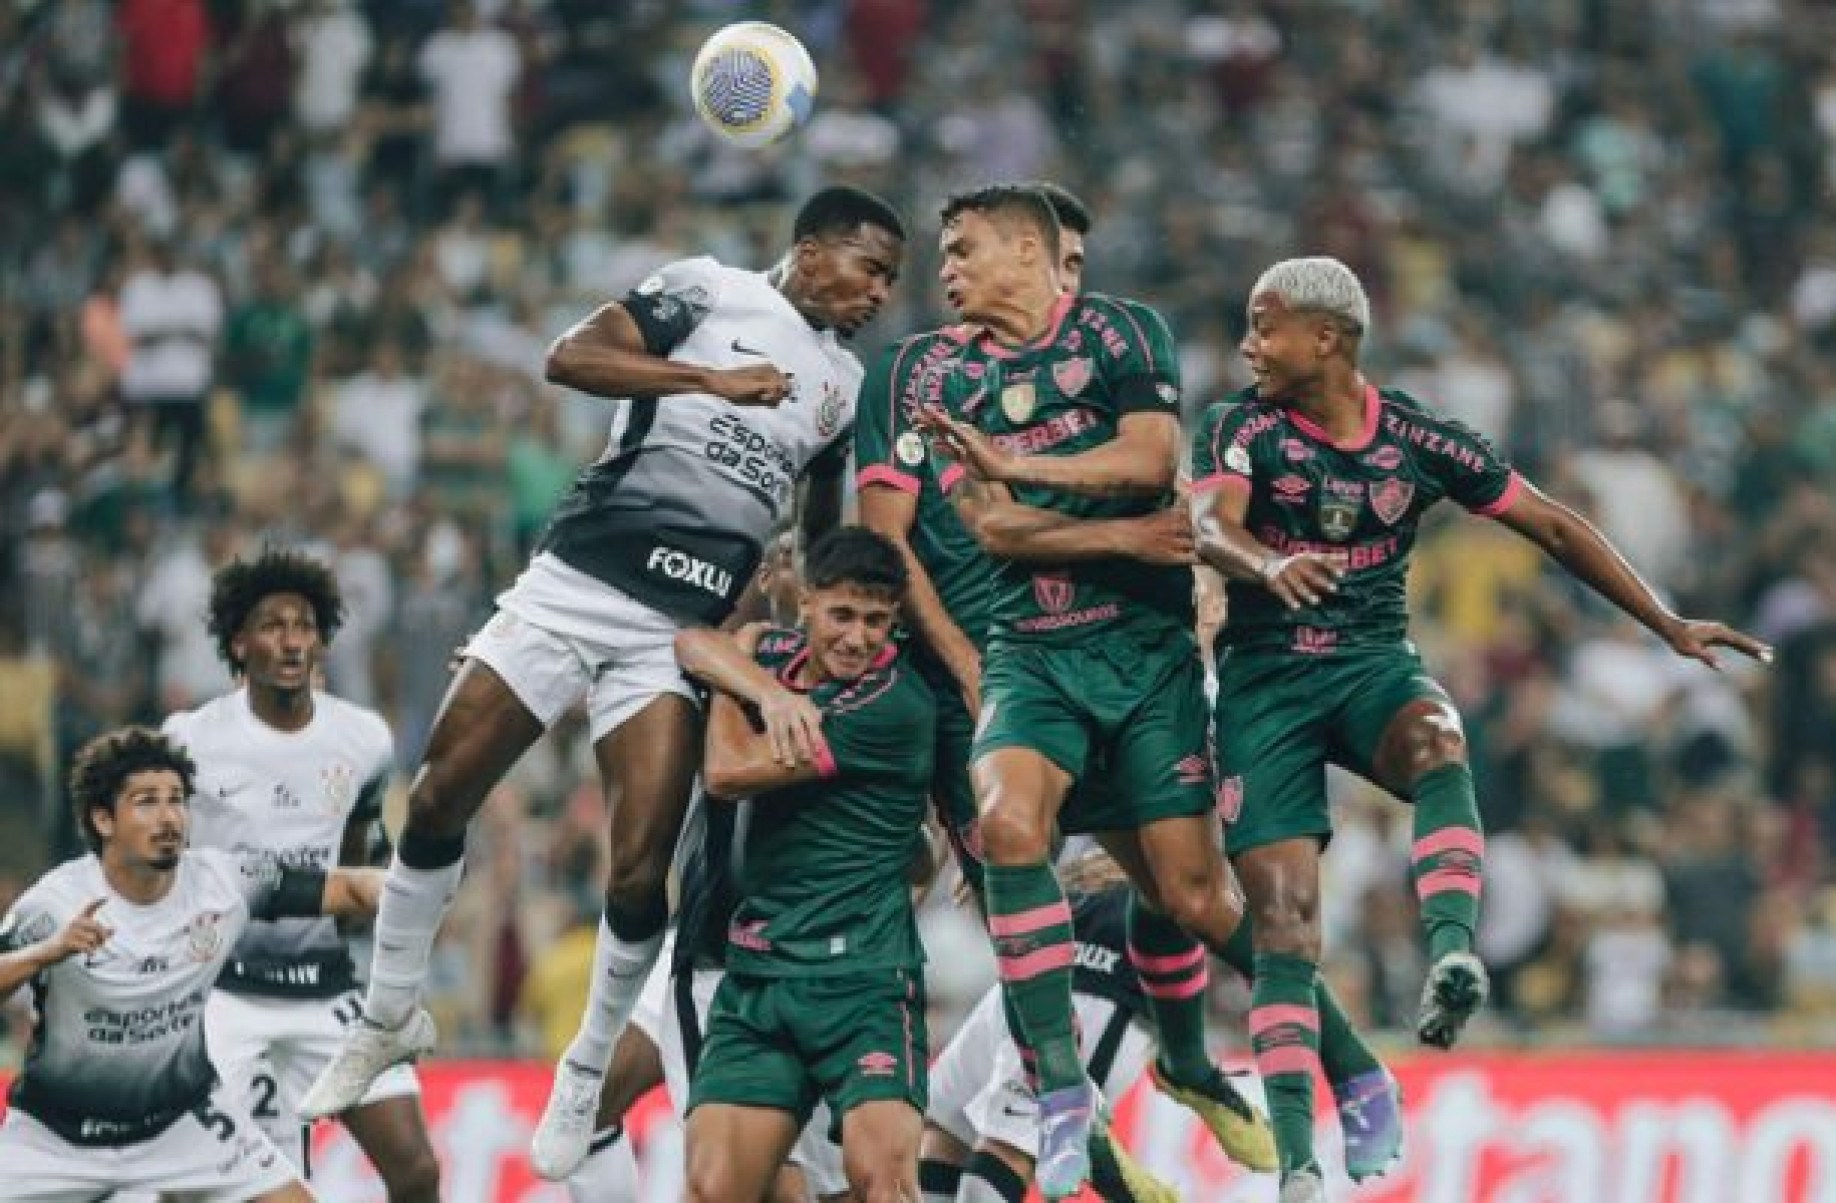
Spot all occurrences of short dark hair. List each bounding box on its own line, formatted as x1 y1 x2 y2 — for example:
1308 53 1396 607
70 727 195 853
1030 182 1093 235
939 185 1061 260
802 526 907 598
793 186 907 244
208 546 345 674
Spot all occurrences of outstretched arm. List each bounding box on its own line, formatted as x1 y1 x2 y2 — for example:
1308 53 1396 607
1191 478 1343 610
1493 478 1773 669
923 408 1180 498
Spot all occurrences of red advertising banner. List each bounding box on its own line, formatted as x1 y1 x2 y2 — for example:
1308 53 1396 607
9 1052 1836 1201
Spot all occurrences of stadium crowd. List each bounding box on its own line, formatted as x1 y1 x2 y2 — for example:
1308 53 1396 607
2 0 1835 1068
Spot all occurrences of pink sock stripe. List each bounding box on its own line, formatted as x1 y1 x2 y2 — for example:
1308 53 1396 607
1141 973 1209 1000
1413 827 1485 861
1416 867 1483 898
988 901 1074 939
997 943 1075 982
1127 942 1207 976
1253 1044 1323 1078
1248 1004 1321 1037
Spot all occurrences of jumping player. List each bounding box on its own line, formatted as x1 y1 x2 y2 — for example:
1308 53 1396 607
164 549 440 1199
675 527 937 1203
912 184 1308 1199
0 727 383 1202
862 185 1378 1188
1189 256 1773 1201
301 188 906 1184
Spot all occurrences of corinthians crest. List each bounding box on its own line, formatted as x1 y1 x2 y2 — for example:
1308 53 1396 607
320 762 356 816
184 910 227 963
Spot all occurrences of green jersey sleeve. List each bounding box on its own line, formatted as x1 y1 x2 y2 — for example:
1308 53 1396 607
1084 295 1182 416
855 332 967 496
853 341 913 492
1189 394 1271 494
816 666 936 784
1418 411 1521 516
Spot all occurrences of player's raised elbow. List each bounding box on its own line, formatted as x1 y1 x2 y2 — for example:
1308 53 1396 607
542 334 581 387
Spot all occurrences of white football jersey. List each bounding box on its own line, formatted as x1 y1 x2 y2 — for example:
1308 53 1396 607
164 689 391 999
0 850 270 1144
533 256 862 627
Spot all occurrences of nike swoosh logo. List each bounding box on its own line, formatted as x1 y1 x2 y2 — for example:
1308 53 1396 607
732 338 767 356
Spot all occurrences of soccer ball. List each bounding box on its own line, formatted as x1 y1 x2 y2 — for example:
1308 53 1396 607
690 22 818 149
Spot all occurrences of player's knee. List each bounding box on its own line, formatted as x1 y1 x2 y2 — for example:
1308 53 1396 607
402 770 468 840
602 853 670 922
976 803 1052 865
380 1144 442 1203
1391 712 1468 784
1153 859 1232 933
686 1155 744 1203
844 1157 912 1203
1247 889 1320 960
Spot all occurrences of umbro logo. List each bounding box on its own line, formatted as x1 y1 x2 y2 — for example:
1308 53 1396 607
731 338 767 356
857 1051 898 1077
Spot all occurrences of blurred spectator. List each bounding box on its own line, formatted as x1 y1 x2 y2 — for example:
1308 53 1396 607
115 0 211 149
293 0 374 139
224 253 314 456
117 237 222 500
418 1 521 214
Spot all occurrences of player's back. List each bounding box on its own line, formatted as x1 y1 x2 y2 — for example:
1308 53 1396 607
538 257 863 626
166 689 391 1000
1 850 255 1143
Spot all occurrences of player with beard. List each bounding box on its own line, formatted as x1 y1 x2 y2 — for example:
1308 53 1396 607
0 727 383 1202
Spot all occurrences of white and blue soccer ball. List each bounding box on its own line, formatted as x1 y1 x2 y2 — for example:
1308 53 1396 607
690 21 818 149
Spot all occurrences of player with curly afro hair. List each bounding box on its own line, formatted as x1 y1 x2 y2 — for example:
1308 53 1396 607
206 547 346 677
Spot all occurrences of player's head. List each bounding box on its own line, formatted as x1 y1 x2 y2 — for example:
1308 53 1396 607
208 546 345 691
756 526 804 627
1241 257 1370 400
799 526 907 683
786 185 906 338
1029 181 1093 295
70 726 195 870
938 185 1062 320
